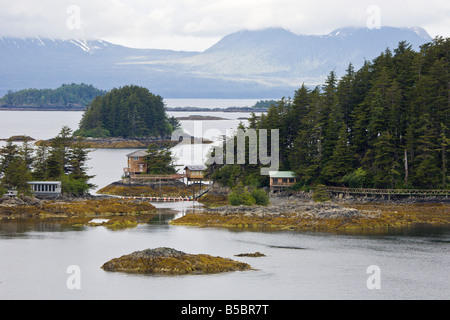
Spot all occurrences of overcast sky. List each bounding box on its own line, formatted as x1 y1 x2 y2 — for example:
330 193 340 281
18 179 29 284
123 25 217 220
0 0 448 51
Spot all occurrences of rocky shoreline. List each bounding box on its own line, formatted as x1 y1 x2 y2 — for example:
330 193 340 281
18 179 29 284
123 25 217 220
2 191 449 232
97 180 194 198
175 115 229 121
0 195 157 225
34 136 213 149
171 196 450 231
34 137 180 149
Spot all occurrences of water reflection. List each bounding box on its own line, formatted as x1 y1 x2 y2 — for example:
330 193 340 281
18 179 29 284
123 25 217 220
0 200 204 238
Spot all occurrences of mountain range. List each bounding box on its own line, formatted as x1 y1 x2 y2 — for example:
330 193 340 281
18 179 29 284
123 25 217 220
0 26 433 99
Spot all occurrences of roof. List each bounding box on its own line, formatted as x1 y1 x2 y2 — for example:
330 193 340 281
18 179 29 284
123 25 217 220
126 150 147 157
268 171 297 178
184 165 207 171
28 181 61 185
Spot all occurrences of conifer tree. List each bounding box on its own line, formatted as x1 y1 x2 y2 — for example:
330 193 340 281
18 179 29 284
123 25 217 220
206 37 449 190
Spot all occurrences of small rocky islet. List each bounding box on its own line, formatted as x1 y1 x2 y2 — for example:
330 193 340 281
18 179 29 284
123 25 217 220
101 247 253 275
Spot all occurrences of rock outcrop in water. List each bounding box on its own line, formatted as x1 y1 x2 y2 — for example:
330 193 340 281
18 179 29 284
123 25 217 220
101 247 253 275
206 198 361 219
0 195 157 221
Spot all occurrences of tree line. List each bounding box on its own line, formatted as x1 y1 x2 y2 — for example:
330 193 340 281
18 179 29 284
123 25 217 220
209 37 449 190
0 83 106 109
0 126 94 196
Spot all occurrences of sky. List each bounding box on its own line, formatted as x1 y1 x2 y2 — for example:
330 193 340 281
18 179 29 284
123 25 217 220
0 0 449 51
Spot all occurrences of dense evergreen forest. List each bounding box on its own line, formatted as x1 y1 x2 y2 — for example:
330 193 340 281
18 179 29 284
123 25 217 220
209 37 449 190
0 83 106 109
74 85 177 139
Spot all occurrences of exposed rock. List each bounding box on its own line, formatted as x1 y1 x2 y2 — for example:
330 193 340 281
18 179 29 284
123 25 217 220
0 196 43 206
86 216 139 230
0 196 156 220
235 252 266 257
206 198 363 220
0 135 35 142
35 137 178 149
97 181 193 197
176 115 228 121
171 198 450 231
101 247 253 275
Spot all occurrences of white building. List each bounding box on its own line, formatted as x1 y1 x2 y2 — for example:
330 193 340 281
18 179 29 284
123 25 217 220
28 181 62 197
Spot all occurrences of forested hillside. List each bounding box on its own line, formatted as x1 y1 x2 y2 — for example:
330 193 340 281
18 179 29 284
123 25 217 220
0 83 105 109
74 85 175 138
210 37 449 190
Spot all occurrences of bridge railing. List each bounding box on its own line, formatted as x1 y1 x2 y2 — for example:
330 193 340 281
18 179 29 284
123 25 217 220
326 187 450 197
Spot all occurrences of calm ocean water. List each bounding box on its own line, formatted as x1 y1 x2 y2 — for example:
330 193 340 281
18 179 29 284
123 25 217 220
0 107 449 300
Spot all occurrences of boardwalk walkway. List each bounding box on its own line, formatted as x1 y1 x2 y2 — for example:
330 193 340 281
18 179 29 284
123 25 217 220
326 187 449 198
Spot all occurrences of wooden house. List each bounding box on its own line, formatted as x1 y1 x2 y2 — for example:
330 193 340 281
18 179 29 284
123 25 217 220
124 150 148 176
184 165 207 183
269 171 297 192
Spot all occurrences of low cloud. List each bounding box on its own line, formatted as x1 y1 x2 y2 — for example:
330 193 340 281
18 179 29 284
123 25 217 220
0 0 448 50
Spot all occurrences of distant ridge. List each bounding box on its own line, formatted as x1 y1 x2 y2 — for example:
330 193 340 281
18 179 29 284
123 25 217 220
0 26 433 98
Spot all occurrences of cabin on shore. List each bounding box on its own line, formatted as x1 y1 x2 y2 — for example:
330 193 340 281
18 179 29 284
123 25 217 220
28 181 62 197
269 171 298 192
184 165 207 184
124 150 148 176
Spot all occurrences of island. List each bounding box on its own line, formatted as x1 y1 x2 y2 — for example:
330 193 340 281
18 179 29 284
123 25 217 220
175 115 229 121
101 247 253 275
0 84 106 111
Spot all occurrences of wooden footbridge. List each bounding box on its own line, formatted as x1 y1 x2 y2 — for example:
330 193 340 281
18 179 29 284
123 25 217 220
326 187 450 199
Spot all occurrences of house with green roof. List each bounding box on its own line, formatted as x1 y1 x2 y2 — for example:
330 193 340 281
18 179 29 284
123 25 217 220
269 171 297 192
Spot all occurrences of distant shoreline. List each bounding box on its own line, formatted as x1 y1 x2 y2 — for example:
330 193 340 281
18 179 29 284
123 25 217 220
0 106 268 113
0 107 86 111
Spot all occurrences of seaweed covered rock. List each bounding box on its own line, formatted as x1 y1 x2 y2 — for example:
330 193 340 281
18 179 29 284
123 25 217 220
171 198 450 231
235 252 266 257
86 216 140 229
101 247 252 275
0 196 157 220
